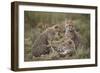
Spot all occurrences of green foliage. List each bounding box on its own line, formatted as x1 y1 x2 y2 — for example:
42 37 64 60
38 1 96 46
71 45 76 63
24 11 90 61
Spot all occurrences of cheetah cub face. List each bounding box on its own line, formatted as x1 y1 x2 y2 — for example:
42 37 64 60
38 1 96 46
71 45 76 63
54 39 75 57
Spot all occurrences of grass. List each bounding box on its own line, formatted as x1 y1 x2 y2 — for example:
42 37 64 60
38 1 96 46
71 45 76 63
24 30 90 61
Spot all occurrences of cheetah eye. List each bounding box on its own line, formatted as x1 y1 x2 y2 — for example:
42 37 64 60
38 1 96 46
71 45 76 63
69 41 72 44
54 25 59 29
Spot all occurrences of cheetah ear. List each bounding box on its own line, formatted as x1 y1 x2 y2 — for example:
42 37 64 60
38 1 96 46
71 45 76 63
70 20 73 24
64 19 72 25
64 19 69 27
